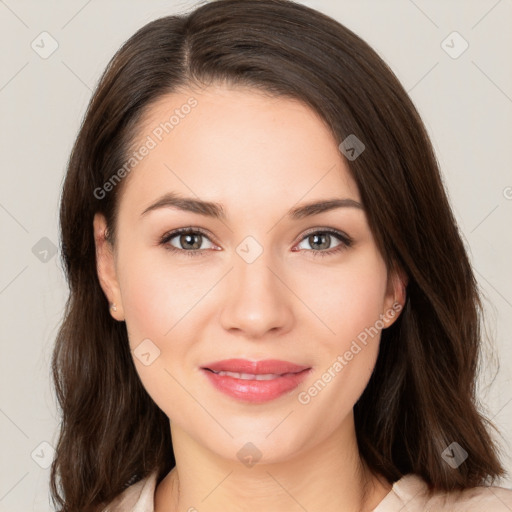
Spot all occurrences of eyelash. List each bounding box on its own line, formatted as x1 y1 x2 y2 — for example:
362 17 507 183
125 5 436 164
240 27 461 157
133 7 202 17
158 227 353 259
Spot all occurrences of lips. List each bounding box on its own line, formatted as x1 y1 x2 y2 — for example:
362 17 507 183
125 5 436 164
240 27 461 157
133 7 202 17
201 358 310 376
200 359 312 403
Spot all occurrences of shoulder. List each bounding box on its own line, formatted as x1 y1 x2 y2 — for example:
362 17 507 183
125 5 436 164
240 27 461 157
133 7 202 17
100 471 159 512
374 473 512 512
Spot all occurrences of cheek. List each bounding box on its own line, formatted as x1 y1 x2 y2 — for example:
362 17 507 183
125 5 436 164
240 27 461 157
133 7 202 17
117 253 202 419
118 249 203 346
301 252 387 405
121 273 169 347
305 252 388 345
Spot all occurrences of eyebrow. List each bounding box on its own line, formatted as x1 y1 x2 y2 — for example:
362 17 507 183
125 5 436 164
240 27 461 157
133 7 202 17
140 192 363 220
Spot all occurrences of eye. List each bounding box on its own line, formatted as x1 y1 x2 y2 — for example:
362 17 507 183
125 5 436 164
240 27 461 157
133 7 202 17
159 227 217 257
294 229 352 258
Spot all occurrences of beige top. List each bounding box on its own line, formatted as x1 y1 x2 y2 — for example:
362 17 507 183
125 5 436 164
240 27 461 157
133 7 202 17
102 470 512 511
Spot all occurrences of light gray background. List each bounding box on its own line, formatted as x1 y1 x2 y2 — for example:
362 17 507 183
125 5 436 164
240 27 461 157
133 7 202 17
1 0 511 510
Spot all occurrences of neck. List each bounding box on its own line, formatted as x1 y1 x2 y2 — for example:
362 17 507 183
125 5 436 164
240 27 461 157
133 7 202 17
155 414 392 512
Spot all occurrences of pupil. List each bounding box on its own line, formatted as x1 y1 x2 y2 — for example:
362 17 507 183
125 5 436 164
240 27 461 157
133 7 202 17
311 233 329 250
182 233 201 250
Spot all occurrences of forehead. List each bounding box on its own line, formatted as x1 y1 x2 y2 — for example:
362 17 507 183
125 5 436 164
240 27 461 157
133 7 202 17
119 84 360 218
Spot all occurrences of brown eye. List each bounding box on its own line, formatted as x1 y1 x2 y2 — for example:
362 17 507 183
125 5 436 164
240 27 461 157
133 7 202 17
159 228 216 257
175 232 203 250
295 229 352 258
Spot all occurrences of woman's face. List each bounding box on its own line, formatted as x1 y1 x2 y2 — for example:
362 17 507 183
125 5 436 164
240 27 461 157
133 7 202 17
95 84 402 464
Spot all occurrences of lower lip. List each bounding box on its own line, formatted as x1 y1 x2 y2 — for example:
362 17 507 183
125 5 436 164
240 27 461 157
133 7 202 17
201 368 311 403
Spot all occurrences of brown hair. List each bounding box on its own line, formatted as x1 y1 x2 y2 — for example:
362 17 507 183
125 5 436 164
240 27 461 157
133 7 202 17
50 0 507 510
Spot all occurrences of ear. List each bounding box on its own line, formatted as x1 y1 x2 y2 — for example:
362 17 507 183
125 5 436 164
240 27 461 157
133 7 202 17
381 266 408 329
93 213 124 321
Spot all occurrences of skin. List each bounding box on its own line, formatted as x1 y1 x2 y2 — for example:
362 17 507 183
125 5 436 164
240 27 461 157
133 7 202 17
94 84 407 512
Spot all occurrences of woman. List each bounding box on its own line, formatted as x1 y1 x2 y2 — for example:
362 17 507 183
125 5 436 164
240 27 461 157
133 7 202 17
50 0 512 510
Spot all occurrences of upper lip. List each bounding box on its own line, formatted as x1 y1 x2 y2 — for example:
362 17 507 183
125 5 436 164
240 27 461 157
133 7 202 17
201 359 310 375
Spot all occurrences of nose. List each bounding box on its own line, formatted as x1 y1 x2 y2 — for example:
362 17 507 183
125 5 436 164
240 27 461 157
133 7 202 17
219 248 294 339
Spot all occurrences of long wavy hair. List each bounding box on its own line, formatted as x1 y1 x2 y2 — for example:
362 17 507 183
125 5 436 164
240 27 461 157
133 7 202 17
50 0 507 510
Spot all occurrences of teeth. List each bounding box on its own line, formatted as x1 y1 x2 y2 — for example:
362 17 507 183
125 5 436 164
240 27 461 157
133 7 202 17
213 370 283 380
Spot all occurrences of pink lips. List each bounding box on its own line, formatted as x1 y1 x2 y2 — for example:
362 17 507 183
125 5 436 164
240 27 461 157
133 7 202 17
202 358 310 375
201 358 311 403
